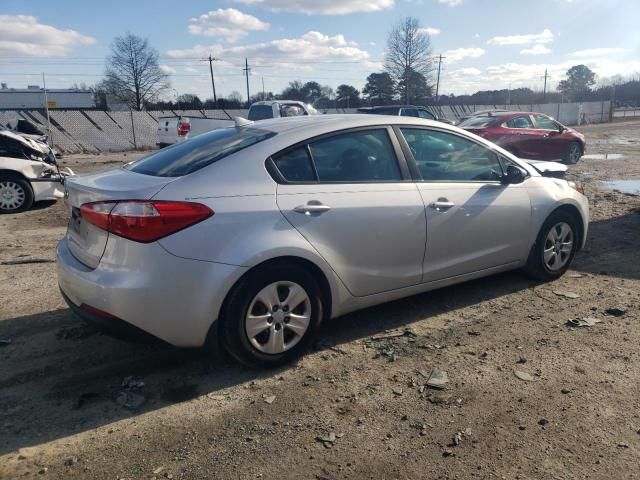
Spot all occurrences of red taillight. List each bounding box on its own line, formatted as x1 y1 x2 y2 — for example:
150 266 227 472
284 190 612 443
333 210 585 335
80 201 213 243
177 121 191 137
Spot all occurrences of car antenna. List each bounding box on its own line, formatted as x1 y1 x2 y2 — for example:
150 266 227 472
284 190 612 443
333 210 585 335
234 117 254 128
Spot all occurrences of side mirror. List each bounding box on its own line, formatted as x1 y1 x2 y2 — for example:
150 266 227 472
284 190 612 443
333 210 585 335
502 164 526 184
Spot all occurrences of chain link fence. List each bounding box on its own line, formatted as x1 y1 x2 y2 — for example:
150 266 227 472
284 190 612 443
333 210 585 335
0 101 612 154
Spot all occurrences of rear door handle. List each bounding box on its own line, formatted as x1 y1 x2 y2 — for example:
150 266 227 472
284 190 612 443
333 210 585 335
293 201 332 215
429 199 455 210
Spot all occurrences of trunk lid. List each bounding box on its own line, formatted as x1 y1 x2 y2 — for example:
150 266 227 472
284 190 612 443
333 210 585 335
64 168 173 268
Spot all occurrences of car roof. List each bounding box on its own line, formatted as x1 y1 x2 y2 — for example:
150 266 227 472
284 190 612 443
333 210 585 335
251 100 304 106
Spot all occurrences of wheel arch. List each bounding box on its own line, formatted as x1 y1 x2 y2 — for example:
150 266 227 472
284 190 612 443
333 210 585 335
207 255 335 349
0 168 31 183
535 203 585 253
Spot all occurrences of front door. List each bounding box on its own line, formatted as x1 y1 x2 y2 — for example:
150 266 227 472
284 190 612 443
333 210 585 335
397 127 532 283
273 128 426 297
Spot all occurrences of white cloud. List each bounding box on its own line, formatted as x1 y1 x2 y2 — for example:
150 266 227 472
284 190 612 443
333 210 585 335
188 8 269 43
184 66 199 73
439 0 463 5
444 47 485 63
488 29 554 46
418 27 440 36
166 31 370 67
521 44 551 55
232 0 394 15
571 47 624 57
159 64 177 74
454 67 482 75
0 15 95 57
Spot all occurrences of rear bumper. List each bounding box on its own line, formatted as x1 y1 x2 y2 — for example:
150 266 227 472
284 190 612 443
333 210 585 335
56 235 247 347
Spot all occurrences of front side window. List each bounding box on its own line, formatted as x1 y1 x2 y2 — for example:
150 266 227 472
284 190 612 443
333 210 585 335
400 128 503 182
505 115 534 129
418 109 435 120
309 129 402 182
127 127 276 177
533 114 560 130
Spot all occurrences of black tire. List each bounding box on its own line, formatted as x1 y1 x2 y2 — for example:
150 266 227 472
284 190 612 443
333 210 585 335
524 210 580 281
0 175 34 213
563 142 582 164
220 262 324 368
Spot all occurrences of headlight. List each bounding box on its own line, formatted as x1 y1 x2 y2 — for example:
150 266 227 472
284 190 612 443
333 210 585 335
567 181 585 194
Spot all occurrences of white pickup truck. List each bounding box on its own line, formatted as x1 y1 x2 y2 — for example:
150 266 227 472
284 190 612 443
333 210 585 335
156 100 317 148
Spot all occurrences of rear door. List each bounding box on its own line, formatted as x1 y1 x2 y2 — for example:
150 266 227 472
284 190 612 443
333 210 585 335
501 115 544 159
274 127 426 296
396 127 531 283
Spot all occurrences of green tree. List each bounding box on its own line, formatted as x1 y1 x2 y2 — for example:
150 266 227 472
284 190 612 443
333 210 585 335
362 72 396 105
558 65 596 101
396 69 431 104
301 81 322 103
280 81 305 101
335 84 361 108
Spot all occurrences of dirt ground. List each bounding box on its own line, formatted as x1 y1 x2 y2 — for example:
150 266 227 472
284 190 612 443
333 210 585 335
1 120 639 480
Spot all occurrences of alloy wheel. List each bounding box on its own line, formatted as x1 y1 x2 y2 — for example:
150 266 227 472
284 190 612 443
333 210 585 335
0 181 26 211
245 281 312 355
568 144 581 163
543 222 574 271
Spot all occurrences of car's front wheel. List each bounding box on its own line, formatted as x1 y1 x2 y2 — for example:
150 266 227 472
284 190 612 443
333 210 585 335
525 210 580 281
563 142 582 164
220 262 324 367
0 175 34 213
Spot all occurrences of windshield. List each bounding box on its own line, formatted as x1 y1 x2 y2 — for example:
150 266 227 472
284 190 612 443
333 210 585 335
126 127 276 177
247 105 274 121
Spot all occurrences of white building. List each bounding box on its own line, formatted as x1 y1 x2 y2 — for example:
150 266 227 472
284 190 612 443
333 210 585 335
0 84 95 109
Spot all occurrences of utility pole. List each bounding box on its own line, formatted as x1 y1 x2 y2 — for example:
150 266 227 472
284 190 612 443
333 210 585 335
243 58 251 106
42 73 52 146
541 68 550 103
262 77 265 101
200 55 219 106
435 54 446 103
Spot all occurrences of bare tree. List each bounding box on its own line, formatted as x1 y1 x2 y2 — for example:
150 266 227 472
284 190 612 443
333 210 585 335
385 17 434 104
102 33 169 110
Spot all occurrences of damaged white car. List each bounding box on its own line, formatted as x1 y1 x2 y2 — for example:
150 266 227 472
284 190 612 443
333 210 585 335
0 129 73 213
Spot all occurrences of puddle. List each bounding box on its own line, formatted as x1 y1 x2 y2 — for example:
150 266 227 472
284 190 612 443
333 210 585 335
600 180 640 195
582 153 625 160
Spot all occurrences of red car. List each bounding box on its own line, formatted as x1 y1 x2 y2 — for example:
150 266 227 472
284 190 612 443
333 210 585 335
458 111 586 164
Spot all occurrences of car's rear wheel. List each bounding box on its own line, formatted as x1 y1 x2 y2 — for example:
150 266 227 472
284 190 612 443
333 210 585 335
220 262 324 368
0 175 33 213
525 210 579 281
563 142 582 164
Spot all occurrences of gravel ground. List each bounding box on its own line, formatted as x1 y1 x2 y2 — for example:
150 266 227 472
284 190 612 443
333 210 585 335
1 120 639 480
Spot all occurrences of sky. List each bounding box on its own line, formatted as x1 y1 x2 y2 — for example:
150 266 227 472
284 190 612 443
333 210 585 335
1 0 639 102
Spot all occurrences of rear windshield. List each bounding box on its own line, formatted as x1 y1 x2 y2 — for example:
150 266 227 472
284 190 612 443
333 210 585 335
127 127 276 177
248 105 274 121
458 116 501 128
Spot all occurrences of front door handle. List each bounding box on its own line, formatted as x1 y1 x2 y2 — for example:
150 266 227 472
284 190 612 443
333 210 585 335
429 199 455 211
293 201 332 215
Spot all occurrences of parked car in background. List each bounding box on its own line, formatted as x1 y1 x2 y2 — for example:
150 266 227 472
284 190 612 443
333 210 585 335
0 130 72 213
157 100 317 148
357 105 454 124
455 109 510 125
58 115 588 367
458 111 586 163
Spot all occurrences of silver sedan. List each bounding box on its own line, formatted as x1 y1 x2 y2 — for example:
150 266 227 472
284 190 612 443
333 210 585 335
56 115 588 366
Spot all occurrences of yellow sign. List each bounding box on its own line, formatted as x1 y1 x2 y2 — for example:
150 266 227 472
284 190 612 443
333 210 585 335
47 100 57 109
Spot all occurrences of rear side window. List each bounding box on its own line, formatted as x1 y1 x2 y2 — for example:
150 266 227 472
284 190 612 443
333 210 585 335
309 129 401 182
273 147 315 182
505 115 534 129
247 105 274 121
401 109 420 117
127 128 276 177
458 116 499 128
418 110 435 120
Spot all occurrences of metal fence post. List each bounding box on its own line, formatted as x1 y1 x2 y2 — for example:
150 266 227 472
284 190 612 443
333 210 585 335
130 109 137 149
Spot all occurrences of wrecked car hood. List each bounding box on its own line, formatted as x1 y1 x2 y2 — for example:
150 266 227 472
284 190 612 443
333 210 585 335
523 159 568 178
0 129 50 155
